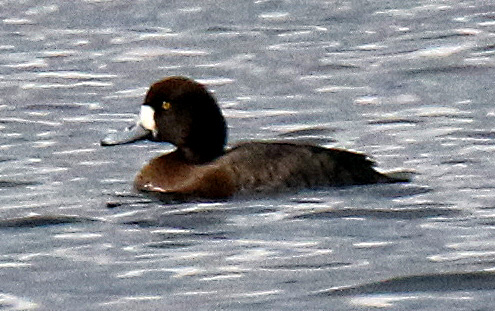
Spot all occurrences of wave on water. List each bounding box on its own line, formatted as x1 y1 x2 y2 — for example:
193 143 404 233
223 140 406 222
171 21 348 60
293 205 458 220
0 215 98 228
316 270 495 296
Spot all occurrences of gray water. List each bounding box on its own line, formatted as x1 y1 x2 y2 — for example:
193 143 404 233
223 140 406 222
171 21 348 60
2 0 495 310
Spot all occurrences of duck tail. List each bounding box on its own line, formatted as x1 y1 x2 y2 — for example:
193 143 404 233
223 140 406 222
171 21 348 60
380 170 415 183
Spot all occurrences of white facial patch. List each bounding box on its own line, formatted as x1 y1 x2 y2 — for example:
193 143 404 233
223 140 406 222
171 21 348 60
139 105 156 131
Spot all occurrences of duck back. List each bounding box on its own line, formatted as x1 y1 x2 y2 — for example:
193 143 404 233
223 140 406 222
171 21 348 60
216 142 392 194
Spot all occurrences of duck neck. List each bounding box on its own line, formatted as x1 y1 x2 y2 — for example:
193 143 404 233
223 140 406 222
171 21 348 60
176 104 227 164
178 144 225 164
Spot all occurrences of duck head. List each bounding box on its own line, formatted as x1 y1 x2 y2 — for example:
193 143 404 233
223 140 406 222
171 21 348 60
101 76 227 164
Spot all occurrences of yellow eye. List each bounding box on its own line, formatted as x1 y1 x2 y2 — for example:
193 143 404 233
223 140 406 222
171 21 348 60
162 101 171 110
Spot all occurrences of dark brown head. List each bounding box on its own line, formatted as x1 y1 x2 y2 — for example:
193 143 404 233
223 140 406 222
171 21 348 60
101 76 227 164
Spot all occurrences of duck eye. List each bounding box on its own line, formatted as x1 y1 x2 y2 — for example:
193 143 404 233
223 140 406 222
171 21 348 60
162 101 171 110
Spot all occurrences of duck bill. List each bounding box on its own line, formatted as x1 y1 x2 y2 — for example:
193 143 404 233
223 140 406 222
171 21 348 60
101 122 151 146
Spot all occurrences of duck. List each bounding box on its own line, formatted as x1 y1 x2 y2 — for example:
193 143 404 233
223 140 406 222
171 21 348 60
101 76 410 200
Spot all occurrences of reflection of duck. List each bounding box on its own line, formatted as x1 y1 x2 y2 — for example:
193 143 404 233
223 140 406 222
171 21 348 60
101 76 409 199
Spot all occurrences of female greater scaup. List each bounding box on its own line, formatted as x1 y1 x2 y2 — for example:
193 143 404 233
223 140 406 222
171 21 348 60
101 76 409 199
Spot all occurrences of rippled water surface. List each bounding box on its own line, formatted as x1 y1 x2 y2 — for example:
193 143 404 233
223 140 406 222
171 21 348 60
2 0 495 310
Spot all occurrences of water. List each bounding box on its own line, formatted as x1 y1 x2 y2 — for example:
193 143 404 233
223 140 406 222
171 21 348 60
2 0 495 309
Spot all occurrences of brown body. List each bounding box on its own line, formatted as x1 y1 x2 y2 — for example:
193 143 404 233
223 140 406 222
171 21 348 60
135 142 395 199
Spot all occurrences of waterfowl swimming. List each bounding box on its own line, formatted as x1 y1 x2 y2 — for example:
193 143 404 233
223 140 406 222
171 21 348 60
101 76 409 199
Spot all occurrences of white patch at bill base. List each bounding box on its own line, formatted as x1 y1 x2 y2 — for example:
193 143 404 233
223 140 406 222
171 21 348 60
139 105 156 131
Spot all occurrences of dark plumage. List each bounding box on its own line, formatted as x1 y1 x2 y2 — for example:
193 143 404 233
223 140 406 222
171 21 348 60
101 76 409 200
